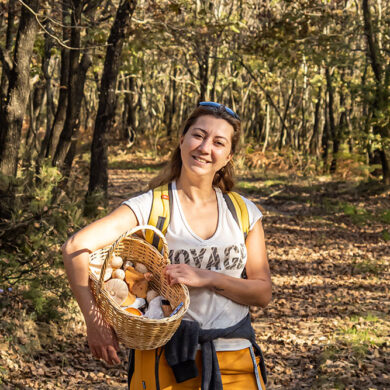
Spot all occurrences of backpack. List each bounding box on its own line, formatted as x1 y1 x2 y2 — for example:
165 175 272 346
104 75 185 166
145 183 250 253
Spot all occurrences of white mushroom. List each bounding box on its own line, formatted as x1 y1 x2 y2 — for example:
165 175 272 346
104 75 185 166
134 263 148 274
112 268 125 280
104 279 128 305
123 260 134 270
110 255 123 269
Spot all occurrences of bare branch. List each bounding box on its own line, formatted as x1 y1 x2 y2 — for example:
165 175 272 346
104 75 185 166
17 0 111 51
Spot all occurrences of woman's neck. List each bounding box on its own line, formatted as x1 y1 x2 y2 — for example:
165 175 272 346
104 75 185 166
176 173 215 203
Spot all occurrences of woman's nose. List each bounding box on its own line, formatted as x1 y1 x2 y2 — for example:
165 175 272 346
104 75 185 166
197 138 212 153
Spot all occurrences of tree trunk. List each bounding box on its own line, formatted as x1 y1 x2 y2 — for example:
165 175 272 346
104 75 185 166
362 0 390 184
322 100 329 170
0 0 18 104
52 0 90 169
87 0 137 209
309 87 322 155
278 77 295 150
196 44 210 103
209 48 219 102
262 103 270 153
26 81 46 152
325 67 339 173
44 2 71 159
122 75 137 140
167 65 177 138
0 0 40 177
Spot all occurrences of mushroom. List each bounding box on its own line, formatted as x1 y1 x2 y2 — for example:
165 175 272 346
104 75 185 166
125 266 145 290
146 289 159 303
123 260 134 270
110 255 123 269
104 279 128 305
134 262 148 274
112 268 125 280
131 279 149 299
120 292 136 307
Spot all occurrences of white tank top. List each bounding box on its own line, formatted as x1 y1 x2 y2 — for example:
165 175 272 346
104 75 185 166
123 181 263 351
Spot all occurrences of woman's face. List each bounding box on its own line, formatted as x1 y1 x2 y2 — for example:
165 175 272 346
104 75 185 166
180 115 234 179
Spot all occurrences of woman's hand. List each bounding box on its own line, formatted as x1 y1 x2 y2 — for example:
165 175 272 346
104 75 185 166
85 308 120 365
164 264 212 288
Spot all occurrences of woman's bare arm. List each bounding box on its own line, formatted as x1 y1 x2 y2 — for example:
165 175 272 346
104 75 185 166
62 205 138 364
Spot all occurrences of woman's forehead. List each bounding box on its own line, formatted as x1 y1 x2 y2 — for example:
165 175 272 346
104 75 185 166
190 115 234 136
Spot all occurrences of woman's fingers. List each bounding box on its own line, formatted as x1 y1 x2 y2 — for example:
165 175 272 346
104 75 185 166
112 332 120 351
164 264 211 288
107 345 121 365
90 345 99 359
100 347 110 364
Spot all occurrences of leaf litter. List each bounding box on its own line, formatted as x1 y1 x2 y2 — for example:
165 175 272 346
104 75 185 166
1 164 389 389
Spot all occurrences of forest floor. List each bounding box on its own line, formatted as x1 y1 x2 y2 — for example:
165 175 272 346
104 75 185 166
1 151 389 389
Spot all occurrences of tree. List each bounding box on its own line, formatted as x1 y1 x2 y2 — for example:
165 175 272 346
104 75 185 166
86 0 137 211
0 0 40 178
362 0 390 184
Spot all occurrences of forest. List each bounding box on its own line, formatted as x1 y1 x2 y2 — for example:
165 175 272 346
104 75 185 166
0 0 389 389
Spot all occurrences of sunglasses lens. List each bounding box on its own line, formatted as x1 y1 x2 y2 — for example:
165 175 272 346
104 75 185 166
199 102 240 120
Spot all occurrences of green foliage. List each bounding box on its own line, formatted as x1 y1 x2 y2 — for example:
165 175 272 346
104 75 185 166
349 313 380 323
379 209 390 224
352 258 383 276
0 162 90 322
0 365 7 385
381 229 390 241
341 203 371 225
22 278 70 323
83 189 108 219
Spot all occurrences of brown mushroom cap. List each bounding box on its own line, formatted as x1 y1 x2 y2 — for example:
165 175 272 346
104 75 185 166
146 289 159 303
125 266 145 289
131 279 149 299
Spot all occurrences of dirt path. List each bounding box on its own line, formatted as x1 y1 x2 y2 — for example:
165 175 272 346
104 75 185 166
108 169 390 389
1 168 389 389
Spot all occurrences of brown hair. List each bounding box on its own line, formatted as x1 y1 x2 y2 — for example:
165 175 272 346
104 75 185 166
148 105 241 192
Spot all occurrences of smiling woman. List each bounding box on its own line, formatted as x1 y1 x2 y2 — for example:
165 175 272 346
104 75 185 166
62 102 271 390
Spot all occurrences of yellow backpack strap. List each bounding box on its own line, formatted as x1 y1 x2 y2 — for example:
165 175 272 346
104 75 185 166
223 191 250 239
146 183 172 251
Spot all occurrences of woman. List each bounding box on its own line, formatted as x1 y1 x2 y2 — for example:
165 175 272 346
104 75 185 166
62 102 272 389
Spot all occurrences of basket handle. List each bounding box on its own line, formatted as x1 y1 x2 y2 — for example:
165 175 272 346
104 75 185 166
98 224 169 288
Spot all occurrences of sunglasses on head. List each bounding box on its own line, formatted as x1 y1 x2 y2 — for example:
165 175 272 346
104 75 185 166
198 101 240 121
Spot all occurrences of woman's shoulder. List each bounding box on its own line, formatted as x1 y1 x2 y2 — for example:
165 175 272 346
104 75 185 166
224 190 263 227
123 188 153 204
121 189 153 225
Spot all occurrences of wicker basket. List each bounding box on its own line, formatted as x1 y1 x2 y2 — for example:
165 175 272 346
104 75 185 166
89 225 190 350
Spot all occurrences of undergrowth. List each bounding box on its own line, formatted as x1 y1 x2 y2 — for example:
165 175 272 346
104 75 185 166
0 162 93 327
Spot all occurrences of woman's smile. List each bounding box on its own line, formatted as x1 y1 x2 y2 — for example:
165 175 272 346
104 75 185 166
192 155 211 164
